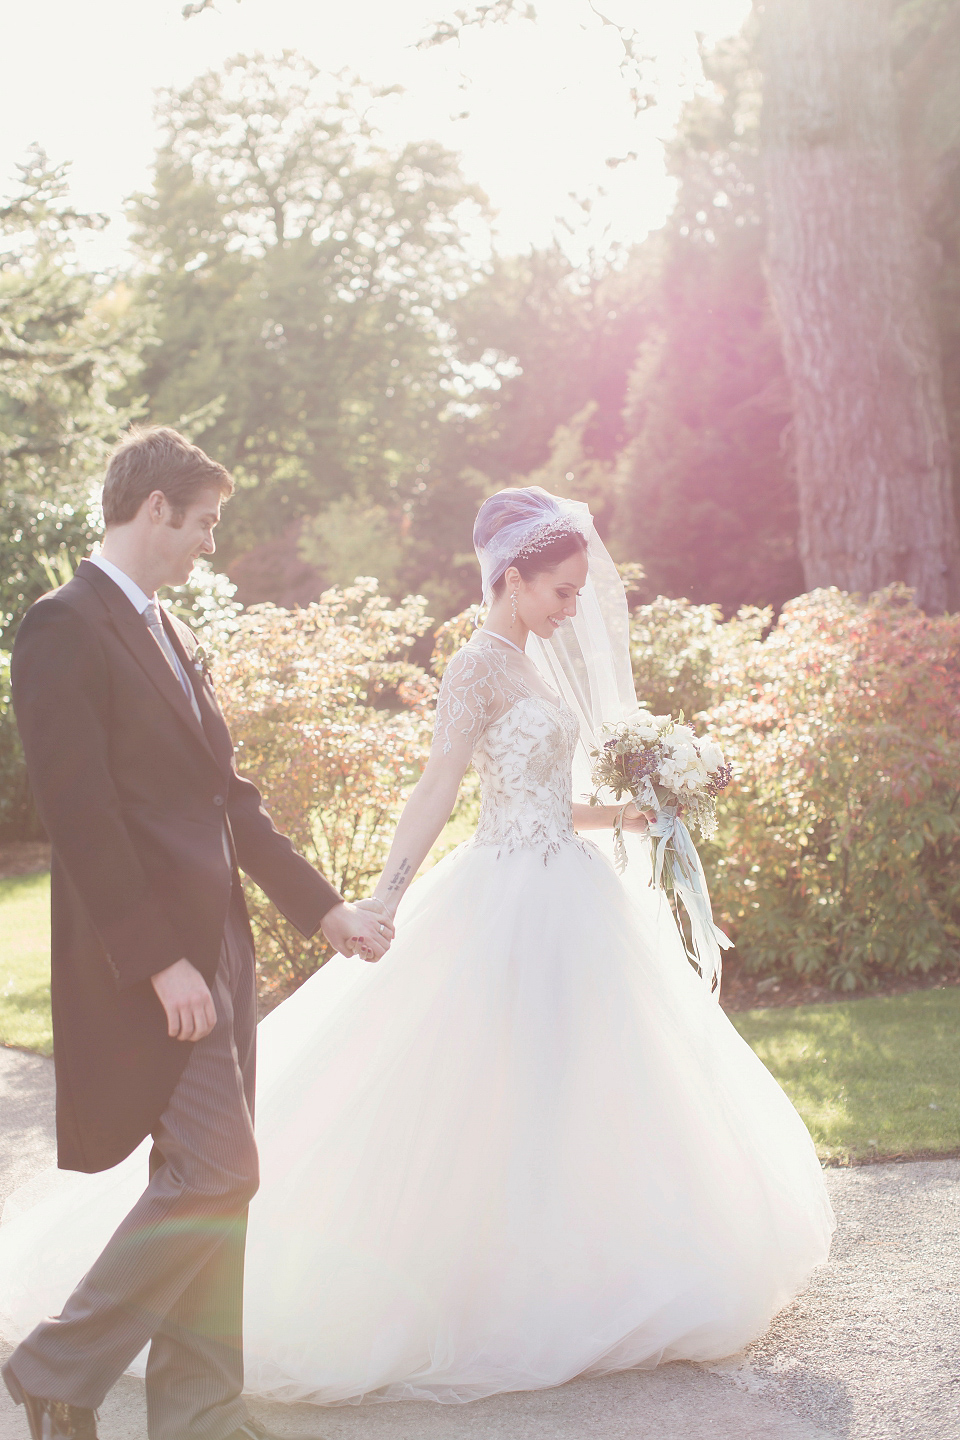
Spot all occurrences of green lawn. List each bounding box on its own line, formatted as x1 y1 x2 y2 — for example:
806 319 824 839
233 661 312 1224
731 989 960 1165
0 870 52 1054
2 869 959 1166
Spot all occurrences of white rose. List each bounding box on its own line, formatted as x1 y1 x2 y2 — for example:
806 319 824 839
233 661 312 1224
700 740 725 772
670 742 699 767
659 760 680 787
670 724 697 746
632 710 659 735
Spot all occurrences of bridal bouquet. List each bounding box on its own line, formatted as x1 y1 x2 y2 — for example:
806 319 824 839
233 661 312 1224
589 712 734 995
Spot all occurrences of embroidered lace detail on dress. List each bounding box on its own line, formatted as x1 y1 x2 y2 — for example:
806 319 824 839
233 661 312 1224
434 639 588 861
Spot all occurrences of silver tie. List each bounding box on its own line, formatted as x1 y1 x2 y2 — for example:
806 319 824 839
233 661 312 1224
144 600 232 866
143 601 202 722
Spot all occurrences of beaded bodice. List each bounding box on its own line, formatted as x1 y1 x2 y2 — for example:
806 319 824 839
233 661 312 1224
434 637 585 860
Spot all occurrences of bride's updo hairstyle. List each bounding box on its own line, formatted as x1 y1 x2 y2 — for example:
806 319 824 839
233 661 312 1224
473 486 589 603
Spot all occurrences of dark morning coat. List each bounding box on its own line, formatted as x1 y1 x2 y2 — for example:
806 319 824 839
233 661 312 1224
11 559 342 1174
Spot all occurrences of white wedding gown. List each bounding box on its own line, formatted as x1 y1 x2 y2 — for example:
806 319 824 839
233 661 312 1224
0 636 834 1405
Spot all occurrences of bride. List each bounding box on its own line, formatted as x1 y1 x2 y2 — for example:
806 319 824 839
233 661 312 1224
0 487 834 1406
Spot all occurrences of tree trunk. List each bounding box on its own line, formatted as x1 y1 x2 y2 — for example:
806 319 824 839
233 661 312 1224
760 0 960 612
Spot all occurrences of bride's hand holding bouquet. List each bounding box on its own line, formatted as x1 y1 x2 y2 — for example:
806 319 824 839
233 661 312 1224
589 711 733 996
619 801 659 833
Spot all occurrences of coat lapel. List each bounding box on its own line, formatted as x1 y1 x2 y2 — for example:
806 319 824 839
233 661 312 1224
76 561 219 766
162 613 234 774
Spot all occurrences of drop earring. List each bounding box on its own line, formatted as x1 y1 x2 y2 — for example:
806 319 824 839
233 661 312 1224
510 590 519 626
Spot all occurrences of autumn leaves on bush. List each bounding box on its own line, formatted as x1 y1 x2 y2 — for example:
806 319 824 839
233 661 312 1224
699 588 960 991
212 580 960 1004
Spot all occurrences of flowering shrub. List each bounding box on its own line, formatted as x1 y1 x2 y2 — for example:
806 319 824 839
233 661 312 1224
431 604 483 674
214 580 437 1007
628 595 767 718
700 588 960 989
164 558 243 652
210 579 960 999
436 588 960 987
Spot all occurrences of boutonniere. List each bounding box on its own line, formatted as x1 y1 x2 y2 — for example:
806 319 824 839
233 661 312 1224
192 646 213 683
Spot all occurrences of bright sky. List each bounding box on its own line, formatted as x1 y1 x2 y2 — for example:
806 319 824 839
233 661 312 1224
1 0 751 270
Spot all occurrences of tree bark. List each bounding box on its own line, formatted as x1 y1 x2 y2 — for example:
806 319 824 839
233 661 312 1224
760 0 960 612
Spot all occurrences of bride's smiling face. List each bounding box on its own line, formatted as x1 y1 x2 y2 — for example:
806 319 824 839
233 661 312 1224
512 551 590 639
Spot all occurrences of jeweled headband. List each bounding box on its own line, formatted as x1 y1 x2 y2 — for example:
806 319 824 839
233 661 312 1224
473 487 590 603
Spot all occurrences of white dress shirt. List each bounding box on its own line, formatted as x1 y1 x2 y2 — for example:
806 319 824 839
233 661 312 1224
88 552 155 616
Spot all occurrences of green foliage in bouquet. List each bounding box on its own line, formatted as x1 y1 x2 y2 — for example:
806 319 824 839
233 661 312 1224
703 587 960 990
215 580 437 1008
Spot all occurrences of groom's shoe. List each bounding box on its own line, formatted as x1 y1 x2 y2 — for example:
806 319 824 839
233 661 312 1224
2 1368 97 1440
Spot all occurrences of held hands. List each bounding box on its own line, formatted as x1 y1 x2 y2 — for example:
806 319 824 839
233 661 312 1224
321 898 395 963
151 958 217 1042
353 898 396 962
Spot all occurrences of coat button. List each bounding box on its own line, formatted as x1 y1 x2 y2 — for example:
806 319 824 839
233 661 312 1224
213 794 225 806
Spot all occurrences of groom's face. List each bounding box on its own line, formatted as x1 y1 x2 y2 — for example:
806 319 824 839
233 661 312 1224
152 484 223 587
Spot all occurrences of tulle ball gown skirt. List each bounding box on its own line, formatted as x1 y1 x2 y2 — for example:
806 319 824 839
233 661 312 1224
0 835 834 1405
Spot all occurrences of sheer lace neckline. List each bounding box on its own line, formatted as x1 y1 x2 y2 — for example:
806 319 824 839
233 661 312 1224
481 628 525 655
469 632 562 711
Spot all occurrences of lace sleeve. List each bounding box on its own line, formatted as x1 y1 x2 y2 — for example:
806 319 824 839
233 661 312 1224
432 646 509 758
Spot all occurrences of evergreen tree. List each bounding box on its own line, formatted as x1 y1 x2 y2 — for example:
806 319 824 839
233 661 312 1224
0 148 142 642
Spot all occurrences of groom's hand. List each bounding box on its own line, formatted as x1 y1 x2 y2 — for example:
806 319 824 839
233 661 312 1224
321 901 394 963
151 958 217 1041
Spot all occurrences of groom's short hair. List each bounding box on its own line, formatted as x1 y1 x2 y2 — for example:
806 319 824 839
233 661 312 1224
102 426 233 528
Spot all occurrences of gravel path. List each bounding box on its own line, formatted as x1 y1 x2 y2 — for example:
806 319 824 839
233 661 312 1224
0 1048 55 1199
734 1160 960 1438
1 1046 958 1440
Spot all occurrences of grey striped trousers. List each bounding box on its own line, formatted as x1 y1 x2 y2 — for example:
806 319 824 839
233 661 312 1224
5 893 259 1440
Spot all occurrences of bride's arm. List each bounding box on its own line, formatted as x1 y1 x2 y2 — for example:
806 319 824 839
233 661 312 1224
572 801 654 833
365 645 503 920
369 746 470 918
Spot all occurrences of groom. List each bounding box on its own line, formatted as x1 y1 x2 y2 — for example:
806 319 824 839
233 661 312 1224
3 427 393 1440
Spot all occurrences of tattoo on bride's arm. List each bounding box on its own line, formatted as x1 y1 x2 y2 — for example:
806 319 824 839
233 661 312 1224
386 859 412 896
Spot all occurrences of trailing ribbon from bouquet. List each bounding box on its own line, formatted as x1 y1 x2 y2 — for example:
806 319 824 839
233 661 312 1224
640 794 732 999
